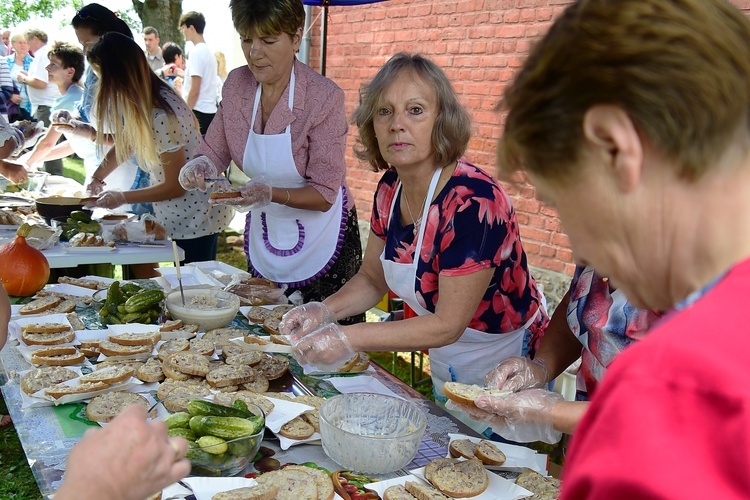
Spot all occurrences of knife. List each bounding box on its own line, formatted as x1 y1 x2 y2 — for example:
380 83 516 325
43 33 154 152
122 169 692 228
170 239 185 306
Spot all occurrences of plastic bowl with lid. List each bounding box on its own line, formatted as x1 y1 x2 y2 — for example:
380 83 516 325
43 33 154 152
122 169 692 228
319 393 427 474
165 288 240 331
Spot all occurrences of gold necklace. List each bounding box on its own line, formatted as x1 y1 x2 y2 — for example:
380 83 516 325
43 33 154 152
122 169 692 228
402 187 429 236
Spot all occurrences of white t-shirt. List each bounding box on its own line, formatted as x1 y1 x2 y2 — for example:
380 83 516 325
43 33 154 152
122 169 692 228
181 42 218 114
26 43 61 113
150 86 232 239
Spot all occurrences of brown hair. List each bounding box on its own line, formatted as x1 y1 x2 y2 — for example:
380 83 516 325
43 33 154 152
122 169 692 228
178 11 206 34
352 52 471 172
229 0 305 38
49 41 85 83
498 0 750 184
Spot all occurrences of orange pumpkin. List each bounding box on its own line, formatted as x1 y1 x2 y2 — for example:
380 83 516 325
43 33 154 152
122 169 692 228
0 223 50 297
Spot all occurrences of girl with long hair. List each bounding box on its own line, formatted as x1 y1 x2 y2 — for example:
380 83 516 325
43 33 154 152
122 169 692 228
85 32 232 262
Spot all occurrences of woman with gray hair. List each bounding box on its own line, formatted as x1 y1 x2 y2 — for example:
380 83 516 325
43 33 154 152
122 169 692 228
282 53 548 430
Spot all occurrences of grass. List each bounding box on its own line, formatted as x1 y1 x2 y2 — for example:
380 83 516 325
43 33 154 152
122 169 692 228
62 156 85 185
369 351 434 401
0 396 43 500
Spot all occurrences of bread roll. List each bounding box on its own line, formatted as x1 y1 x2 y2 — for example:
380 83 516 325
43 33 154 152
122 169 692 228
474 440 506 466
279 416 315 440
21 366 78 395
428 458 489 498
443 381 511 407
384 484 417 500
404 481 451 500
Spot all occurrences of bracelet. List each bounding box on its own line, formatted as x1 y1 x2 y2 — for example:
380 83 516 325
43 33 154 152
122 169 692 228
283 189 290 206
91 175 106 186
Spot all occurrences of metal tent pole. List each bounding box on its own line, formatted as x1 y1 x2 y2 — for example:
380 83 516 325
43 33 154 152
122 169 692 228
320 5 328 76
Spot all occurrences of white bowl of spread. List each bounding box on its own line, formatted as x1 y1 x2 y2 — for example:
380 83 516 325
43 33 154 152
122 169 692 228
165 288 240 331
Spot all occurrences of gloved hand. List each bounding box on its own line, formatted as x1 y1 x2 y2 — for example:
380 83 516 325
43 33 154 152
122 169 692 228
291 323 356 373
447 389 564 444
209 176 272 209
85 177 106 196
280 302 335 340
485 356 549 392
52 119 94 140
22 122 46 151
178 156 218 191
50 109 73 124
86 190 127 210
9 121 45 156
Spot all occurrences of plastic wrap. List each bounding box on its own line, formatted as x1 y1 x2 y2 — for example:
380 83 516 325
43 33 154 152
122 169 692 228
223 275 288 306
25 224 62 250
106 214 166 243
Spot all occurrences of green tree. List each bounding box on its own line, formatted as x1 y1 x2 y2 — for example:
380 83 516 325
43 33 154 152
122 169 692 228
0 0 82 28
132 0 183 47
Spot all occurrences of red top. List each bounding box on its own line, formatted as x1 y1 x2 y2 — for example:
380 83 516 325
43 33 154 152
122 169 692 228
561 258 750 499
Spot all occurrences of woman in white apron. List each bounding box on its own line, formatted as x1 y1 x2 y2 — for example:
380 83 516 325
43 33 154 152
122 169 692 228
179 0 362 319
451 265 662 444
283 53 548 431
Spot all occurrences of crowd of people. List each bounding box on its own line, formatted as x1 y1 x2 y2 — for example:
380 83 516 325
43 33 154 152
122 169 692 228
1 0 748 498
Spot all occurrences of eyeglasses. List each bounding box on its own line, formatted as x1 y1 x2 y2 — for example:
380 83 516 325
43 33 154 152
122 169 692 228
74 9 99 22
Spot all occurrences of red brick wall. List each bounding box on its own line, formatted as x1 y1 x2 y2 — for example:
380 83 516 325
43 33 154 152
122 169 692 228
305 0 750 277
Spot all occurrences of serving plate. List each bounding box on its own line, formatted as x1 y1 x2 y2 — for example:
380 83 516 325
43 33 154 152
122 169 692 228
364 466 533 499
64 245 117 253
0 194 34 207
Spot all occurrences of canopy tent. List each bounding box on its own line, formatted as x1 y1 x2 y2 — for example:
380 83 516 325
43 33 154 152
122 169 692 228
303 0 387 4
302 0 390 75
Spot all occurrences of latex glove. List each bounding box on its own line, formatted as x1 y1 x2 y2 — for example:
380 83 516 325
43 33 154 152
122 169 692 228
9 121 45 156
178 155 217 191
19 122 46 152
209 176 272 209
54 405 190 500
50 109 74 124
85 177 106 197
292 323 356 373
485 356 549 392
447 389 564 444
86 190 127 210
52 119 94 140
280 302 335 340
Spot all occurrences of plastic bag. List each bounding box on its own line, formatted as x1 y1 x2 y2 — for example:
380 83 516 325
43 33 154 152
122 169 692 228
223 275 288 306
25 224 62 250
109 213 166 242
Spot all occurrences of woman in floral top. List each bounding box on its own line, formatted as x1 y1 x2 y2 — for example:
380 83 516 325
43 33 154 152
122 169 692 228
283 53 548 428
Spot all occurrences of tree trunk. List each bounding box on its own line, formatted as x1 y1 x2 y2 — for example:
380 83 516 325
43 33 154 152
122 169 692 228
132 0 184 47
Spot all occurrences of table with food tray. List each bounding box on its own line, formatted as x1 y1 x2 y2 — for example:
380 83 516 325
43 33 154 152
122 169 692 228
39 239 185 269
0 279 506 499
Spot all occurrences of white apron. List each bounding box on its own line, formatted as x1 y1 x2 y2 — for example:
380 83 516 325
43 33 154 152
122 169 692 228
380 168 540 432
242 69 345 286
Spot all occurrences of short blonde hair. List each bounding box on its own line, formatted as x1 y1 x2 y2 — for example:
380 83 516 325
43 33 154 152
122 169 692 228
352 53 471 172
499 0 750 184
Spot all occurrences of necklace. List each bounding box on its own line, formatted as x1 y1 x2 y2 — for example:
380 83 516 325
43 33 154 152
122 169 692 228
402 187 429 236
